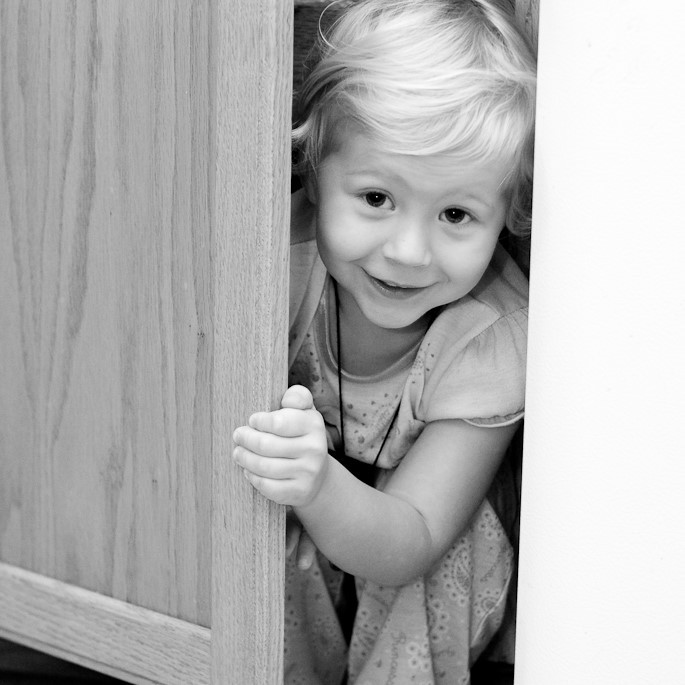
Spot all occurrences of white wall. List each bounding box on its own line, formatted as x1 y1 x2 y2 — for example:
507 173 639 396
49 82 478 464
515 1 685 682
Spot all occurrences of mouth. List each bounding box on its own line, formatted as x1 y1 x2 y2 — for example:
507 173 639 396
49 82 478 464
367 273 430 299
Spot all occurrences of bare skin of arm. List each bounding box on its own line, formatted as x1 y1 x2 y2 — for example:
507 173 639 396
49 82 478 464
233 385 518 587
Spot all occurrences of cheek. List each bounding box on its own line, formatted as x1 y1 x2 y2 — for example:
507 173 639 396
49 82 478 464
317 211 375 263
438 239 499 284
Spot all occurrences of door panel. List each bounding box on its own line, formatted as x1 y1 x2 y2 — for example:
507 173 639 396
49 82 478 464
1 0 290 682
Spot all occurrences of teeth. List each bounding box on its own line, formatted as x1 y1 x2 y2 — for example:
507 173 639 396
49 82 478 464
369 273 426 290
382 279 412 289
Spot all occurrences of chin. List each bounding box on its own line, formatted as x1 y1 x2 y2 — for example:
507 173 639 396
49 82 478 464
363 306 431 331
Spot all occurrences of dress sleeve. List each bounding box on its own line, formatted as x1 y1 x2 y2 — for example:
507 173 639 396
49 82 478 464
413 306 528 428
288 240 327 369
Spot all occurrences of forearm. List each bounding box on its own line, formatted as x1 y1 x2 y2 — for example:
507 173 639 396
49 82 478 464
233 390 516 586
294 455 435 586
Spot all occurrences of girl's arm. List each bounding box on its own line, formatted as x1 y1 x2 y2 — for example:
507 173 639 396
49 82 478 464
301 416 516 586
233 385 518 587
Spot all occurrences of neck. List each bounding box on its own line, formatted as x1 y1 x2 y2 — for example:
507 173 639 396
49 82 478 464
332 280 430 377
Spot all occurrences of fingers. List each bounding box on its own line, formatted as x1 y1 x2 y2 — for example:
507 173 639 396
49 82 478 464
234 403 327 459
233 446 293 480
232 434 330 506
240 466 326 507
247 405 324 439
233 420 326 461
232 386 329 507
241 469 293 505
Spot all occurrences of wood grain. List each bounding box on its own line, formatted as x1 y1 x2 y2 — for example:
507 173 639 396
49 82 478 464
0 562 210 684
0 0 213 626
210 0 291 681
2 0 291 681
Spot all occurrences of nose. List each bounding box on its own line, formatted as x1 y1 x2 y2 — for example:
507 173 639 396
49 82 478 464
381 219 432 267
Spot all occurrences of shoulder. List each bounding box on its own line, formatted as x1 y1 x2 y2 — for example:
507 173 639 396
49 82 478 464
461 243 529 322
426 244 528 353
409 247 529 426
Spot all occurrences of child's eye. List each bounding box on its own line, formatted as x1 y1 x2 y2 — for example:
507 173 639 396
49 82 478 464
441 207 472 226
362 191 392 209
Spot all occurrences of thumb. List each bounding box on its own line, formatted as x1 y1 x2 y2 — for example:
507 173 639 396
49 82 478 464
280 384 314 411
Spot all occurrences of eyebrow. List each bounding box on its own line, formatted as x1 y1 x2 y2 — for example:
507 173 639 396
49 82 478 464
344 168 393 179
459 193 495 211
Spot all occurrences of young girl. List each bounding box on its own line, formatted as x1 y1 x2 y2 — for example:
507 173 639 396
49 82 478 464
232 1 536 682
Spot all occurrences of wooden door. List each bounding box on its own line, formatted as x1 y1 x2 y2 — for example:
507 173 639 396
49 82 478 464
0 1 291 683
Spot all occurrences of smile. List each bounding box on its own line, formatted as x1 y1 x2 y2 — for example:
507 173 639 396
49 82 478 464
367 273 429 299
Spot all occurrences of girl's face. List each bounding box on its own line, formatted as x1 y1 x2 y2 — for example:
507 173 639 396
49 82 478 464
310 129 511 332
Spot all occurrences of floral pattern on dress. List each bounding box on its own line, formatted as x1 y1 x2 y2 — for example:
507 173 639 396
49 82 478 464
284 497 513 685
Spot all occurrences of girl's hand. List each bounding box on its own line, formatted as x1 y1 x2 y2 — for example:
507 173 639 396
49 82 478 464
232 385 330 507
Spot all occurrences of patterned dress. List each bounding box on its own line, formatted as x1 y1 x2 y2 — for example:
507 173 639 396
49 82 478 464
284 192 528 685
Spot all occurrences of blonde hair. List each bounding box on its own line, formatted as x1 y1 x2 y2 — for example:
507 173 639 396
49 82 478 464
293 0 537 237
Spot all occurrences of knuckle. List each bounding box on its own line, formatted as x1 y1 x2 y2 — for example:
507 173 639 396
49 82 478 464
301 459 319 479
252 475 273 499
254 432 269 455
305 408 322 427
259 457 274 478
303 434 325 458
253 477 269 496
271 412 286 435
309 414 327 440
295 480 313 500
